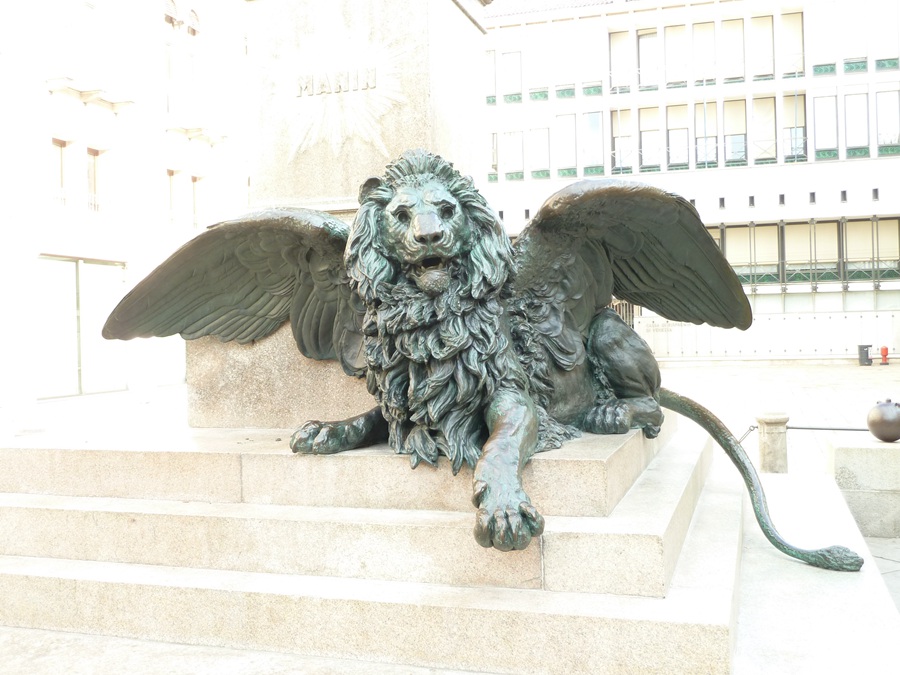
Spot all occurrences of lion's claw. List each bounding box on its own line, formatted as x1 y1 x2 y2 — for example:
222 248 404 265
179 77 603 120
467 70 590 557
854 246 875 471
585 396 664 436
291 421 354 455
472 489 545 552
472 479 488 507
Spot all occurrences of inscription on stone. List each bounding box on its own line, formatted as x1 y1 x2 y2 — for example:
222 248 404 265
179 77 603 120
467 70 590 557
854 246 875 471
298 68 377 96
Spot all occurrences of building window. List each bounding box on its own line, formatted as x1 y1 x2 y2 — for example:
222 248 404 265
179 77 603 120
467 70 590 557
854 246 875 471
639 107 661 170
187 9 200 37
611 109 634 173
721 19 745 83
749 16 774 80
609 32 632 94
164 0 180 27
490 132 498 171
810 192 816 204
191 175 203 227
841 190 848 202
845 93 870 156
500 131 524 179
783 94 807 160
87 148 101 211
525 23 551 98
751 97 777 163
35 257 128 398
876 90 900 152
814 96 838 159
499 51 522 103
527 128 550 179
51 138 68 205
695 102 717 166
667 105 689 167
780 13 805 77
637 29 659 91
725 224 779 285
664 25 688 87
581 112 603 175
692 23 716 85
724 100 747 165
554 114 577 175
484 51 496 104
749 196 756 207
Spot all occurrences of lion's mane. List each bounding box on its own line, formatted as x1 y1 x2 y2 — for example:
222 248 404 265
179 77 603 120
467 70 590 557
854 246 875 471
344 150 527 473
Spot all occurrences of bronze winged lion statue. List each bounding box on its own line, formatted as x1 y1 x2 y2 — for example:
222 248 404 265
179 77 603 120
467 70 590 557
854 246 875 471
104 149 862 571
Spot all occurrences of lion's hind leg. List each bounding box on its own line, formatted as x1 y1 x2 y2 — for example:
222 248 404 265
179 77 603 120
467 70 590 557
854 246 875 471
291 406 388 455
584 308 664 438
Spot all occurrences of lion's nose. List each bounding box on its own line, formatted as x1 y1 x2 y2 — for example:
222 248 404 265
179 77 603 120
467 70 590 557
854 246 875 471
412 212 445 244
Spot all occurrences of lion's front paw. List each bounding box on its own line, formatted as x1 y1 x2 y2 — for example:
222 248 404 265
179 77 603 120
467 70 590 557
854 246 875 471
290 421 356 455
471 480 544 552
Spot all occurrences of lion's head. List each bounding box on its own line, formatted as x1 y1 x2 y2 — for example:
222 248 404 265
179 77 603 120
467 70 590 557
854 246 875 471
346 149 513 305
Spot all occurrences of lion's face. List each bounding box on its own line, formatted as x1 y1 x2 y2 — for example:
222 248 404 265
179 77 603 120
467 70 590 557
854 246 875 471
346 149 513 307
378 179 472 296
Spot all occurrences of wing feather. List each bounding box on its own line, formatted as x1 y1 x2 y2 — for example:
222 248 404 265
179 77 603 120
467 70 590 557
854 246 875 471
514 180 751 337
103 207 366 376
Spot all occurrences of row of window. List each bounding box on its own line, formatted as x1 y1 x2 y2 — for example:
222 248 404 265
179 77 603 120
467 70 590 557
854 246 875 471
489 91 900 179
488 14 809 100
488 11 900 102
710 218 900 286
51 139 205 226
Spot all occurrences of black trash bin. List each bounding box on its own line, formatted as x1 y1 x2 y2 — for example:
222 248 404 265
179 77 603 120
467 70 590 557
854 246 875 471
858 344 873 366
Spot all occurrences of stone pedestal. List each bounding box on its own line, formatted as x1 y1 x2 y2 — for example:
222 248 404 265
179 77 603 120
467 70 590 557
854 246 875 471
187 0 487 427
186 325 373 429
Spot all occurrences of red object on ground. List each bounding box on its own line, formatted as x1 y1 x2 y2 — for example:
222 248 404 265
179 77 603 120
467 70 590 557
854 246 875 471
880 346 890 365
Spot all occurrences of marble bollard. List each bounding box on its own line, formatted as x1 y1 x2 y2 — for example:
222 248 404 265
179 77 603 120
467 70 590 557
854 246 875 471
757 413 790 473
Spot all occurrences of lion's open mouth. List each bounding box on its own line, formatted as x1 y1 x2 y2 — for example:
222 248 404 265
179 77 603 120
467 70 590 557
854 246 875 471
410 256 451 295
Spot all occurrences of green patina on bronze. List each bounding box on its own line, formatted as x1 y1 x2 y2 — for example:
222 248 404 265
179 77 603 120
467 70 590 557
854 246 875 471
103 149 862 571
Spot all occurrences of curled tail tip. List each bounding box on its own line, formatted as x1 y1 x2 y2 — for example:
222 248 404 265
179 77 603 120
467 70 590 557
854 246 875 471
808 545 865 572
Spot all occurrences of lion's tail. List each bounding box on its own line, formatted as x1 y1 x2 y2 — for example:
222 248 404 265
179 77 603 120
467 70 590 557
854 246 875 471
659 387 863 572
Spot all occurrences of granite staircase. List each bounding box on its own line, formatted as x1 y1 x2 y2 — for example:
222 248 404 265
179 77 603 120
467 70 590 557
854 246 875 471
0 412 894 673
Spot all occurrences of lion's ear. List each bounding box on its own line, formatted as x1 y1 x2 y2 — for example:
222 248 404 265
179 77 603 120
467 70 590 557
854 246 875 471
358 176 383 204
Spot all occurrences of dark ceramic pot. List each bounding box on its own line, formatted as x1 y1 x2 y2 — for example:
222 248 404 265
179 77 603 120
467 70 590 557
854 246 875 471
867 399 900 442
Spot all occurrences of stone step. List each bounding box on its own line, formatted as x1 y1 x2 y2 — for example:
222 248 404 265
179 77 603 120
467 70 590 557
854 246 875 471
0 427 709 597
0 458 744 675
0 625 495 675
0 419 675 517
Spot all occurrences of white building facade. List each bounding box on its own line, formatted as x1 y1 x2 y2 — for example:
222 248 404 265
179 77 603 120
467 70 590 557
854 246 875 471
481 0 900 360
2 1 250 403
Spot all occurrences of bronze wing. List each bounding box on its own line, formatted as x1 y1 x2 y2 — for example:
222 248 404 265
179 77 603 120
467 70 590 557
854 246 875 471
102 208 366 377
512 180 751 364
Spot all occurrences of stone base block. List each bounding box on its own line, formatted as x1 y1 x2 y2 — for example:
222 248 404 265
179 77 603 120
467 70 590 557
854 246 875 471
186 325 373 429
830 439 900 536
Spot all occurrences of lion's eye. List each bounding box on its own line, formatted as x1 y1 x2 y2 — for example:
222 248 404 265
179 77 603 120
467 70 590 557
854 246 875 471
440 204 455 220
395 209 410 224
